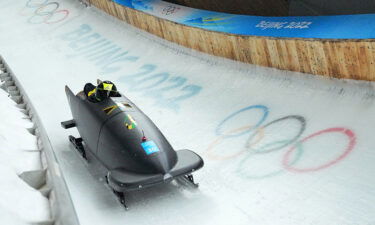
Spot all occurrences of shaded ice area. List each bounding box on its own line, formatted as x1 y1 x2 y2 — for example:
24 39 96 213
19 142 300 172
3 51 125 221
0 0 375 224
0 73 50 223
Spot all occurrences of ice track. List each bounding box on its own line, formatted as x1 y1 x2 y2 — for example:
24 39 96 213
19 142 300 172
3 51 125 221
0 0 375 224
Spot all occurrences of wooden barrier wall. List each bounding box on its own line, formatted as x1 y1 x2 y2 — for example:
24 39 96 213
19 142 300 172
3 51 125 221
87 0 375 81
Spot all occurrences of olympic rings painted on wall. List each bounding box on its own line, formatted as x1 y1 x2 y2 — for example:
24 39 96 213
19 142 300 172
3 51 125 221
20 0 70 25
36 2 60 17
237 140 304 179
205 125 265 160
283 127 356 173
215 105 269 137
208 104 357 179
35 1 59 13
207 115 305 160
162 5 181 16
245 115 306 154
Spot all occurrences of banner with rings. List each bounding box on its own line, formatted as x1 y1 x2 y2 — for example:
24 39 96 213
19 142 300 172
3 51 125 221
113 0 375 39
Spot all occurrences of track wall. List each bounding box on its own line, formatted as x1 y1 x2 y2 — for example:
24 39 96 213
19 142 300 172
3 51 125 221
87 0 375 81
1 1 375 224
0 56 80 225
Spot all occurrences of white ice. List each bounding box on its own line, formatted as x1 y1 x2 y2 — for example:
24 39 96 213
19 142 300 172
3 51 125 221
0 0 374 225
0 79 50 222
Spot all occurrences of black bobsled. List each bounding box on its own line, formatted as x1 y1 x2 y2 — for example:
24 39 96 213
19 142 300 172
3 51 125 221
61 85 204 208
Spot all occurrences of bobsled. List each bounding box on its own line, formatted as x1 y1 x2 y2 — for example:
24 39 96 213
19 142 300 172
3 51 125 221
61 84 203 208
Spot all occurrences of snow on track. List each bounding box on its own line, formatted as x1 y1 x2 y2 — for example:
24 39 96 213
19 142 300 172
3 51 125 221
0 72 50 223
0 0 375 225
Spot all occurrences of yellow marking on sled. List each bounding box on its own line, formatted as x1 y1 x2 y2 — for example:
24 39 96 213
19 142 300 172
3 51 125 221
103 105 118 115
125 114 137 130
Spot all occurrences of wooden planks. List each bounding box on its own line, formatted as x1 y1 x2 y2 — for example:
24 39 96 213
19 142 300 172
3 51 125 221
88 0 375 81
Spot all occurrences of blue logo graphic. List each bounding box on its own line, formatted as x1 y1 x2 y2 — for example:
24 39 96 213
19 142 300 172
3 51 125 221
141 141 160 155
113 0 375 39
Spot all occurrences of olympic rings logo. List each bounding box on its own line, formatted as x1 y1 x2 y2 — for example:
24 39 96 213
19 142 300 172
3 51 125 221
162 5 180 16
19 0 70 25
205 105 357 179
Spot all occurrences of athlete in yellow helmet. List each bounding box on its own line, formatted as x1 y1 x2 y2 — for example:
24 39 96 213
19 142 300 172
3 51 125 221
84 80 120 102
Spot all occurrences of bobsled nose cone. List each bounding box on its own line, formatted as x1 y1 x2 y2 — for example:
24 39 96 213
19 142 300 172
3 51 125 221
149 152 176 175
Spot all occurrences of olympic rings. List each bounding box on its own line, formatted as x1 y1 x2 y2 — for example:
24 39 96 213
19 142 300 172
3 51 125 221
44 10 69 24
215 105 269 137
205 125 265 160
209 104 357 179
283 127 356 173
162 5 180 16
237 140 304 179
21 0 70 25
35 2 59 15
245 115 306 154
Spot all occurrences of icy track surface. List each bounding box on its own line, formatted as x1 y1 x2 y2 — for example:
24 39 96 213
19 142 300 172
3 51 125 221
1 0 375 224
0 71 50 224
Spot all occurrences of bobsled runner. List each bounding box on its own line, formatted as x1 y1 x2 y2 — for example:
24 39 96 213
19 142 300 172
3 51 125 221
61 85 203 209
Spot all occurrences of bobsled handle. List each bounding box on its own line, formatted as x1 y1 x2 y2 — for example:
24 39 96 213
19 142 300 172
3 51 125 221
61 119 76 129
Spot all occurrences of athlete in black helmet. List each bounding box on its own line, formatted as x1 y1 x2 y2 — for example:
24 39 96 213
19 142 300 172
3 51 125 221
84 80 120 102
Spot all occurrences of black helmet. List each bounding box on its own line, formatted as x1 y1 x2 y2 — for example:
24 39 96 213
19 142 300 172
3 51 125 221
95 81 117 100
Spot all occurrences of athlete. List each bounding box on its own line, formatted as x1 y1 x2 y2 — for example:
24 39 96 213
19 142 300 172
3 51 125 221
84 80 120 102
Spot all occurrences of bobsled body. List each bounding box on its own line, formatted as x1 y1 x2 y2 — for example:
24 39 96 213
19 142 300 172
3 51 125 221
63 86 203 194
